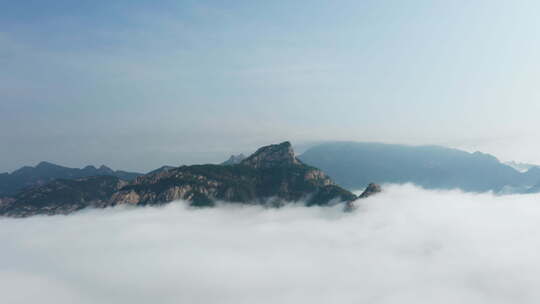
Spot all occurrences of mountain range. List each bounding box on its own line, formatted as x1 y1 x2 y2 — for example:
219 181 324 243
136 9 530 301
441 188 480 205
298 142 540 193
0 142 376 217
0 161 142 197
4 140 540 218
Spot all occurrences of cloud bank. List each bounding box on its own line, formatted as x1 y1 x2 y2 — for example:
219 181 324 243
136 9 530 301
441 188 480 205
2 184 540 304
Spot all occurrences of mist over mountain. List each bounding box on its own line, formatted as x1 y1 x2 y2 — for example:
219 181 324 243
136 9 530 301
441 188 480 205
5 1 540 303
3 185 540 304
5 140 540 214
299 142 540 193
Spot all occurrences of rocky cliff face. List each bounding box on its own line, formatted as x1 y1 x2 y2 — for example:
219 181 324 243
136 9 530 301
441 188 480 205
111 142 353 207
0 142 380 217
241 142 300 169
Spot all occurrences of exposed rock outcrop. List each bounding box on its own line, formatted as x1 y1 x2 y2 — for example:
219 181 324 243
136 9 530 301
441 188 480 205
344 183 382 212
111 142 354 207
1 142 374 217
358 183 382 198
241 142 300 169
1 176 127 217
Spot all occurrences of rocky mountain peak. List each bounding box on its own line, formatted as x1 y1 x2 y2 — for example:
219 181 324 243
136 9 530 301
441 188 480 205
0 141 367 216
358 183 382 198
241 142 300 169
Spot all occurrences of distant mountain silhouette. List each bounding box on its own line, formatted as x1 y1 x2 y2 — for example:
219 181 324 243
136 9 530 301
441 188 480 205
0 162 142 197
221 154 246 165
299 142 540 193
505 161 539 173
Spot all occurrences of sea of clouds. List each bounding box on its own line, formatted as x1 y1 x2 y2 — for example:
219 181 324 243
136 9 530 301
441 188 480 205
2 184 540 304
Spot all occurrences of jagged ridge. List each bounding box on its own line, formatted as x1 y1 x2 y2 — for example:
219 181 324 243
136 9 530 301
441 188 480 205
112 142 355 207
1 142 380 217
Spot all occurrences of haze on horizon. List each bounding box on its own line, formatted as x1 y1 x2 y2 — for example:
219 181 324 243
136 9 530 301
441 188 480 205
2 1 540 172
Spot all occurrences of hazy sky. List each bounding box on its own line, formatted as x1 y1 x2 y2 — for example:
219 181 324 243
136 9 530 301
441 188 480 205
2 1 540 172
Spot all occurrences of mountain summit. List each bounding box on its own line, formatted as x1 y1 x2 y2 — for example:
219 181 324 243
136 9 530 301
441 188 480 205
241 141 300 169
111 142 355 208
1 142 380 217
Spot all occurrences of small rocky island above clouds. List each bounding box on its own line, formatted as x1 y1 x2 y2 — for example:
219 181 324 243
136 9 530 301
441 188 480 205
0 142 381 217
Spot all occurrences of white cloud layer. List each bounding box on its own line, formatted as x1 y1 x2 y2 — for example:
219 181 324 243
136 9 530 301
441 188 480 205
2 184 540 303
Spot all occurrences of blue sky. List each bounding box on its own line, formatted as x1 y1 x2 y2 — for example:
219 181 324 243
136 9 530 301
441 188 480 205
2 1 540 172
